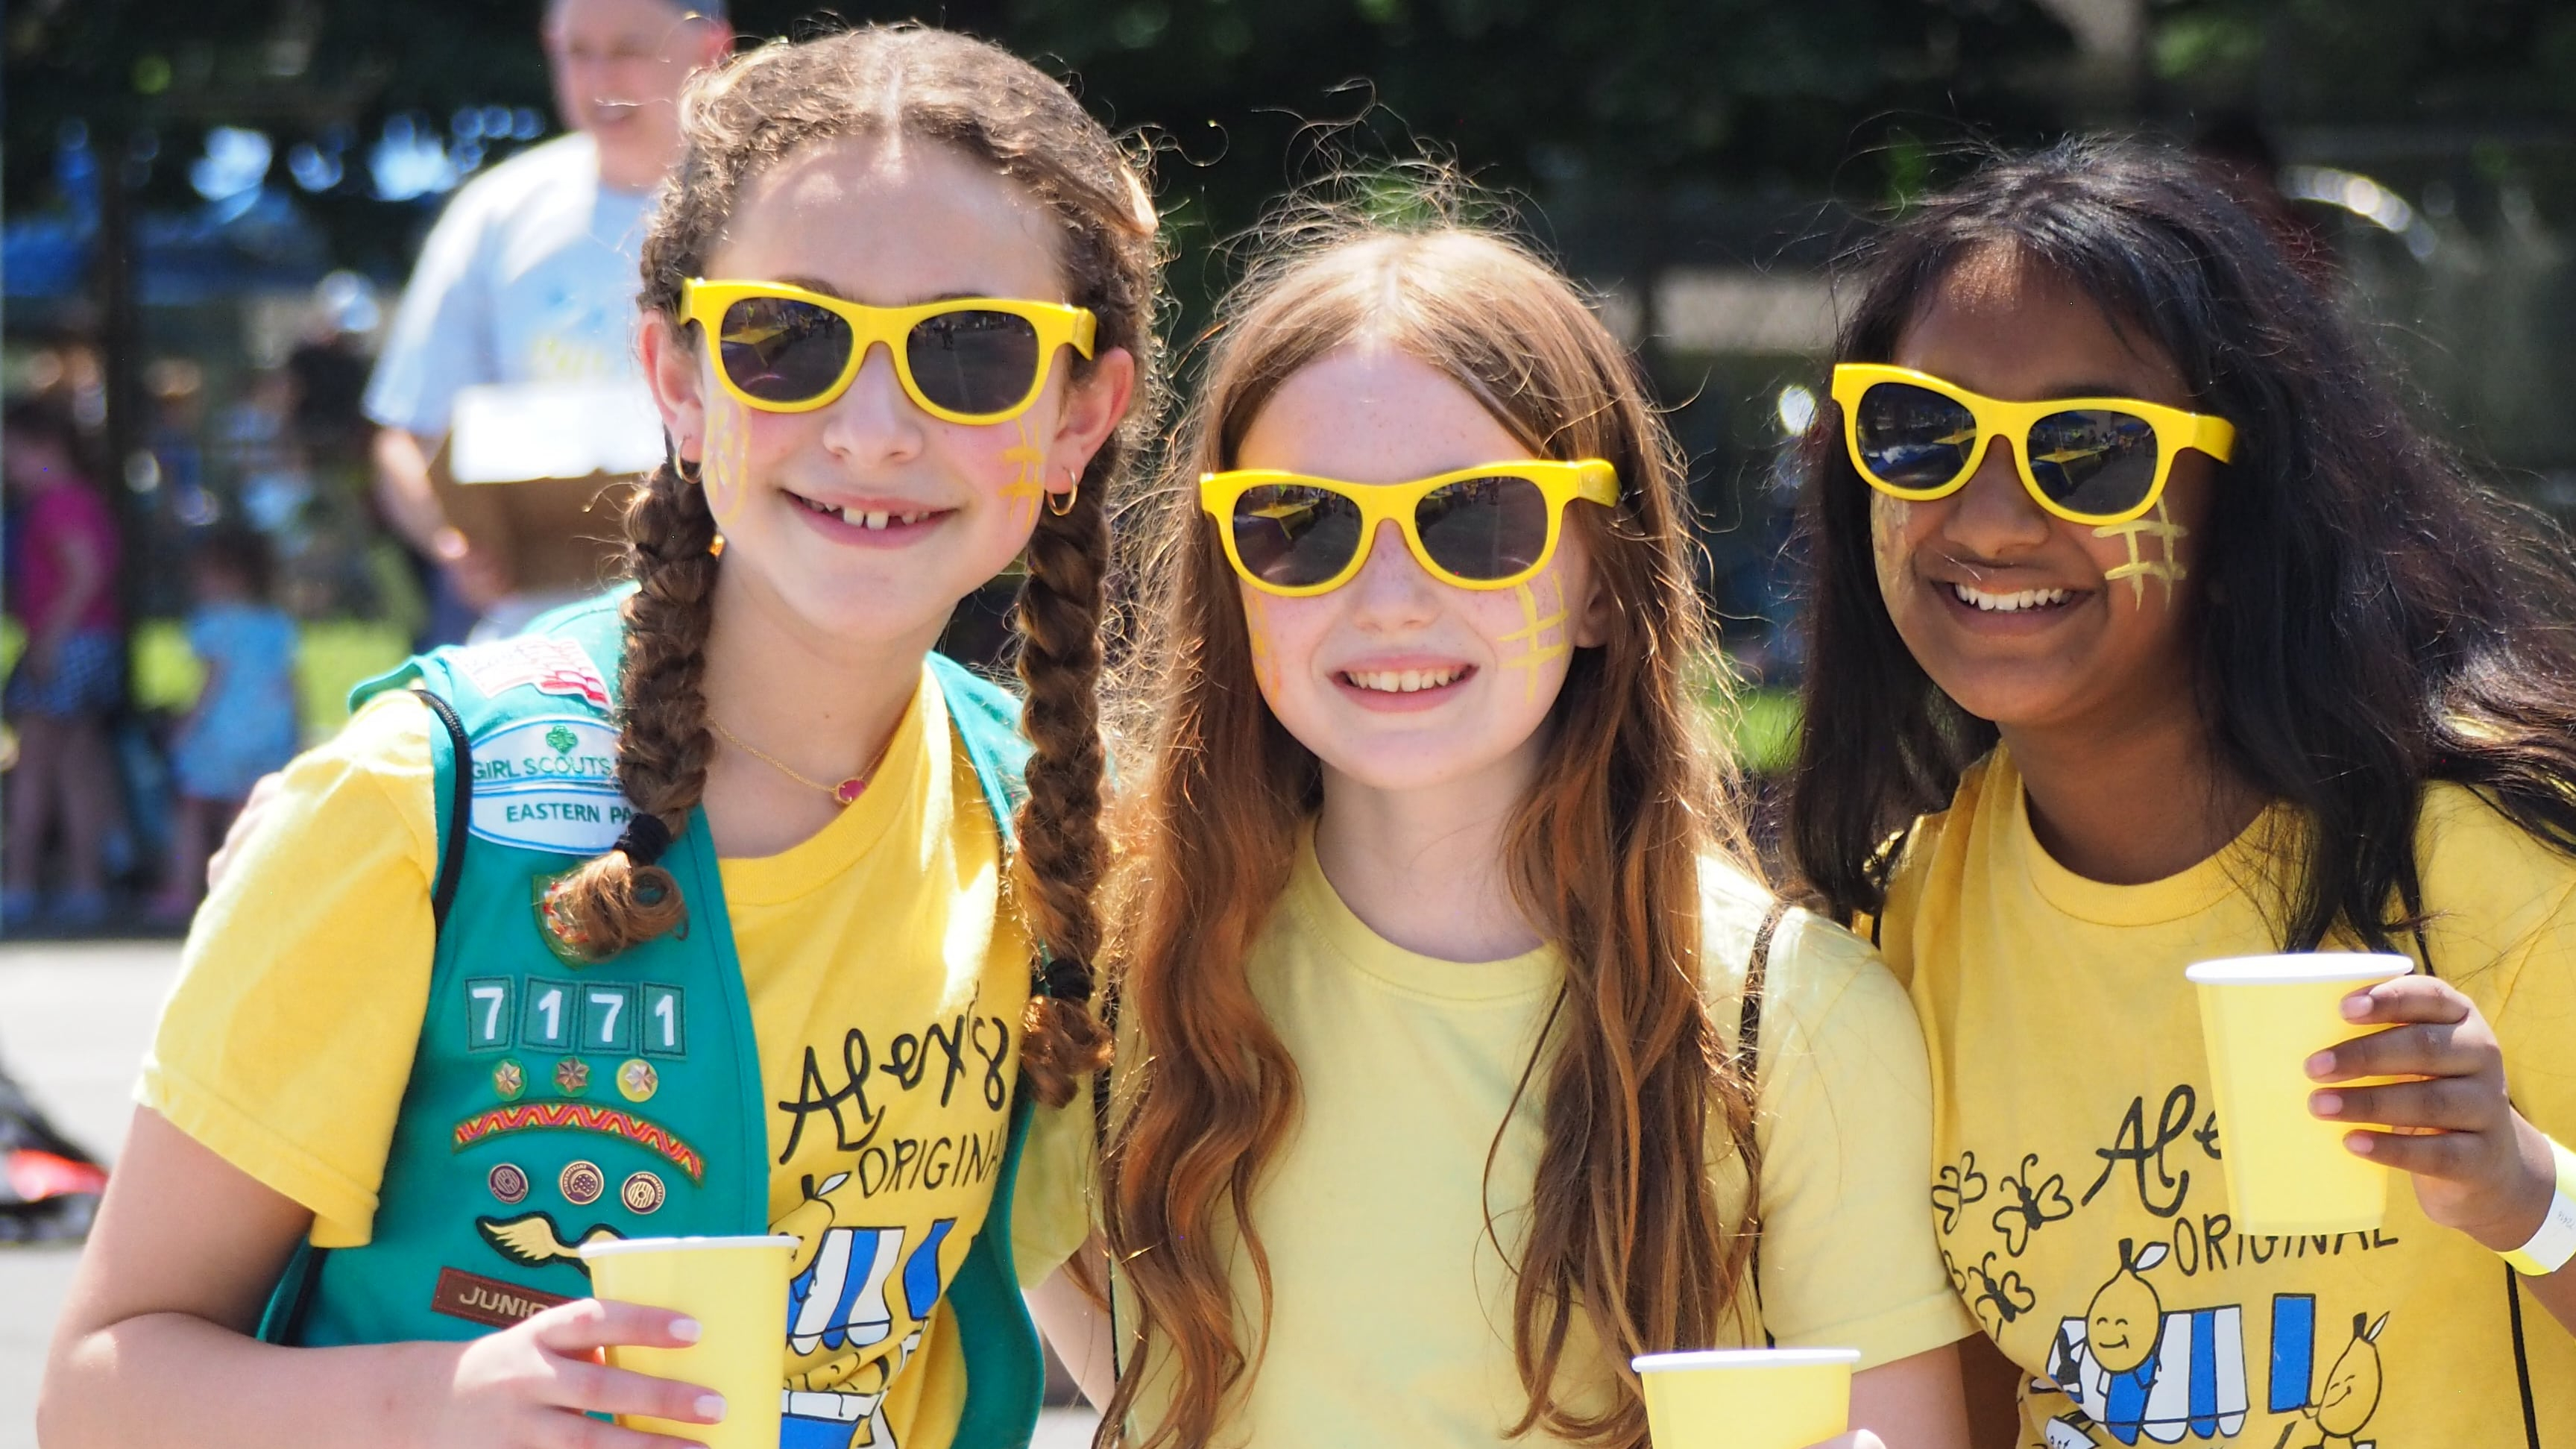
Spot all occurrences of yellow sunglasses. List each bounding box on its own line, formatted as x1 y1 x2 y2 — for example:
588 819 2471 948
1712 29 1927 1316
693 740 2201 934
1832 362 2236 526
1200 459 1619 596
681 279 1097 424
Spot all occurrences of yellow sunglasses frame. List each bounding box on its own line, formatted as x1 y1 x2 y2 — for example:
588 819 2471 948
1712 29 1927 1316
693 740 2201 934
1199 459 1619 597
1831 362 2236 526
681 279 1097 424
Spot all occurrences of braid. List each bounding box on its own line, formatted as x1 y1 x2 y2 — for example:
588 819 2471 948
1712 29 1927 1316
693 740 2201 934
543 457 721 960
1011 457 1116 1108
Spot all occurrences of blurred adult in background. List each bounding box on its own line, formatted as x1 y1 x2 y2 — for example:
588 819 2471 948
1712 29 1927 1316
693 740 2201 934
4 401 125 931
365 0 731 642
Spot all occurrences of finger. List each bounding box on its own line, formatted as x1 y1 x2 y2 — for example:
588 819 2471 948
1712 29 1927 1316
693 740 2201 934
2307 1019 2495 1083
540 1414 726 1449
541 1352 727 1426
525 1297 703 1355
2339 1127 2491 1180
2337 975 2471 1027
2312 1075 2501 1132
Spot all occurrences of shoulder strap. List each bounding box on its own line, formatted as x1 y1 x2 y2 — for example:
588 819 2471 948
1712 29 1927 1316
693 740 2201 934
413 688 473 931
1740 897 1790 1348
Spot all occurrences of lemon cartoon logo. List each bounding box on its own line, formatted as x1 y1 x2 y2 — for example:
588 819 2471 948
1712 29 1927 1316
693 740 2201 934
2276 1312 2389 1449
2045 1239 2248 1445
773 1171 958 1449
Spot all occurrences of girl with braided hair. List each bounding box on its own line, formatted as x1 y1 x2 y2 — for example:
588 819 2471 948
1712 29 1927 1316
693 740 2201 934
1020 201 1974 1449
45 25 1147 1448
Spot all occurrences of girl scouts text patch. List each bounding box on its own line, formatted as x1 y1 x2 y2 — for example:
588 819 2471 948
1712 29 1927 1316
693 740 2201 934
467 716 632 854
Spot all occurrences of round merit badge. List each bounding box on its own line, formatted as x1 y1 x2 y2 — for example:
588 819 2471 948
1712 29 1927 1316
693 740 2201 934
554 1057 591 1096
488 1163 530 1205
492 1060 526 1101
559 1160 605 1207
621 1170 667 1215
617 1057 658 1103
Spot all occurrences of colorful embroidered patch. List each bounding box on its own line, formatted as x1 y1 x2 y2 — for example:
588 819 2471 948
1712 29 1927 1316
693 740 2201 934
559 1160 605 1206
451 1101 708 1183
488 1162 530 1204
554 1058 591 1096
477 1210 620 1274
432 1265 573 1328
616 1058 658 1102
621 1170 667 1215
492 1060 526 1101
467 716 630 855
455 635 612 710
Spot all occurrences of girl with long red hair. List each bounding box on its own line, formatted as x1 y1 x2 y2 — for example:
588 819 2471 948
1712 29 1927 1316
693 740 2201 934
1023 204 1975 1449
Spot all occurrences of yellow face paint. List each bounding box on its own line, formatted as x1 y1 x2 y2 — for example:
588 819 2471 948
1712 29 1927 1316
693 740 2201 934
1243 590 1286 700
1000 418 1048 530
701 395 752 527
1499 569 1572 703
2093 499 2190 607
1869 489 1913 603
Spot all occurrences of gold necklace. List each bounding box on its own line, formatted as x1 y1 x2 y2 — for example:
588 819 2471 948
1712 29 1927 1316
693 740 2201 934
710 719 895 806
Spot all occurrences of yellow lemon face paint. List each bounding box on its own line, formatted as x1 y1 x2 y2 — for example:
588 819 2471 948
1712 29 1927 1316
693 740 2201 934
1001 417 1048 530
702 395 753 527
1869 489 1914 604
2094 498 2191 607
1499 568 1571 703
1244 589 1287 700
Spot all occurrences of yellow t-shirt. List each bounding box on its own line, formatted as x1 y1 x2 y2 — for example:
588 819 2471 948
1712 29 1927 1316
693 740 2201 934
1021 832 1973 1448
1877 748 2576 1449
142 661 1083 1449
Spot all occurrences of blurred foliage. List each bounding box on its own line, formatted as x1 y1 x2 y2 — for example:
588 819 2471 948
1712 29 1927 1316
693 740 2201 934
7 0 2077 290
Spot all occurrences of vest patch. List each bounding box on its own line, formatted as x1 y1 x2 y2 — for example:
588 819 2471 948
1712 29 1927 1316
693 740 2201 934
453 1100 708 1182
430 1266 573 1329
454 635 612 710
466 716 631 854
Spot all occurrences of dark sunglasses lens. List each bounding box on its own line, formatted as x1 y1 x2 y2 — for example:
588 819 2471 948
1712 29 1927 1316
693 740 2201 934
718 296 854 404
1415 474 1552 581
1230 485 1364 588
1855 383 1979 491
2027 409 2161 517
905 309 1042 415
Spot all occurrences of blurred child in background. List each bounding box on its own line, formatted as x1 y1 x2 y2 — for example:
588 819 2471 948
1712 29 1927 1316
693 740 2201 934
150 528 299 925
4 400 125 931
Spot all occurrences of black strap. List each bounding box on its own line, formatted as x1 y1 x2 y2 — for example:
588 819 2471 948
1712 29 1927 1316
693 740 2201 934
413 688 473 931
1092 978 1124 1388
1742 899 1790 1347
2410 921 2542 1448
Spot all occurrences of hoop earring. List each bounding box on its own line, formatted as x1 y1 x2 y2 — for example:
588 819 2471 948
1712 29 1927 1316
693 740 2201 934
1045 466 1080 518
674 452 704 487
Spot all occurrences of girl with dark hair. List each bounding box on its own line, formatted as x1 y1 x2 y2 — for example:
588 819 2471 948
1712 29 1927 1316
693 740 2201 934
1031 205 1974 1449
44 25 1147 1447
1788 138 2576 1447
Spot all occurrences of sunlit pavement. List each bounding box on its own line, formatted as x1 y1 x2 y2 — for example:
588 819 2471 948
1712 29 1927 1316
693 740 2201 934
0 939 1100 1448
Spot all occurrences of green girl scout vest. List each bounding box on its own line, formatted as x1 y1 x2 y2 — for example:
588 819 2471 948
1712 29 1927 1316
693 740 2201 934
258 594 1047 1449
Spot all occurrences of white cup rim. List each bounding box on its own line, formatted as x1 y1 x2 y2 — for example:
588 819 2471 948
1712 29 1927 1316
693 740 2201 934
2184 953 2412 987
578 1233 800 1260
1632 1348 1862 1372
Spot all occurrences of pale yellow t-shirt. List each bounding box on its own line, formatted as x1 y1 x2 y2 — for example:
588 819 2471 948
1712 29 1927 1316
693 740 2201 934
143 661 1085 1449
1021 832 1972 1448
1878 748 2576 1449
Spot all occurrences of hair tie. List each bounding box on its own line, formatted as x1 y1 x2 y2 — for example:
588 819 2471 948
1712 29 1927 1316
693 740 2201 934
616 813 675 867
1039 953 1093 1003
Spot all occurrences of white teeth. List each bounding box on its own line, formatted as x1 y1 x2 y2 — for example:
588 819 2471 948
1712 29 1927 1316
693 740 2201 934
1951 582 2070 613
837 509 927 530
1347 666 1464 693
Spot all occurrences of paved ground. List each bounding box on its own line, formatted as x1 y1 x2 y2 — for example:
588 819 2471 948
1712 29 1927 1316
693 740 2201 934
0 939 1099 1447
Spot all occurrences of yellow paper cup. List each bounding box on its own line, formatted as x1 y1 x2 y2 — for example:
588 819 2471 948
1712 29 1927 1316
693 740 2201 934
2185 953 2411 1236
1632 1347 1859 1449
578 1233 797 1448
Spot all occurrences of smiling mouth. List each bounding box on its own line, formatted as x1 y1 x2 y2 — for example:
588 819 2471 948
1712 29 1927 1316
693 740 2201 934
1341 664 1471 694
789 491 945 532
1950 582 2075 614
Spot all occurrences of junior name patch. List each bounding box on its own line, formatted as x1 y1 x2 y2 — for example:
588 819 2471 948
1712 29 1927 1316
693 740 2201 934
430 1266 573 1328
467 716 632 854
